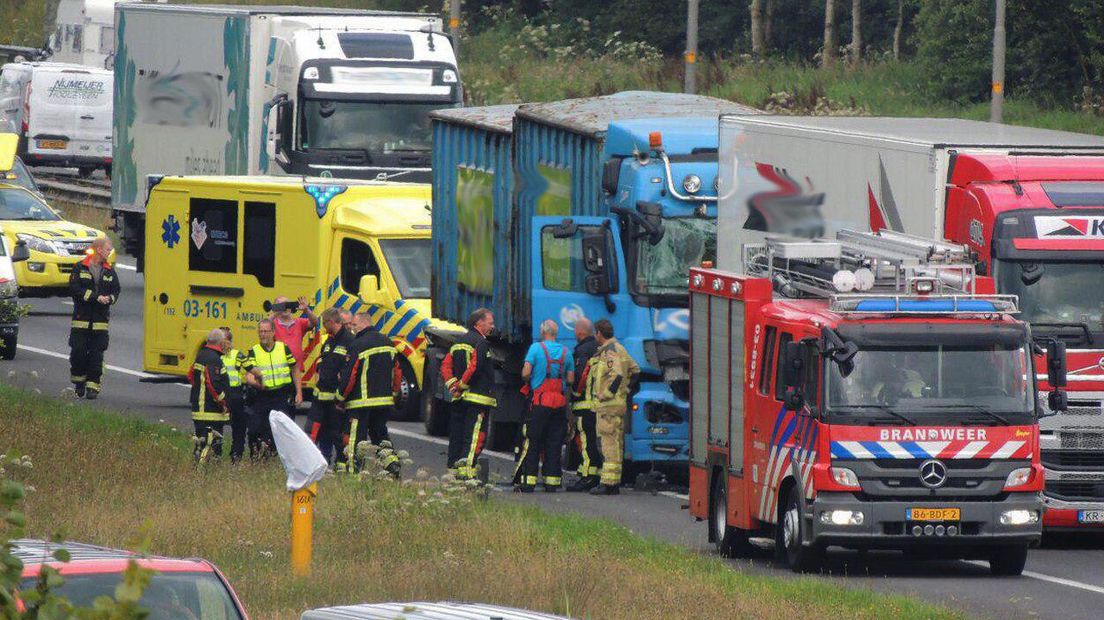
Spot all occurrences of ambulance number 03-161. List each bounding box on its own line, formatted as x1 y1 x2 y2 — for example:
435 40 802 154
182 299 228 319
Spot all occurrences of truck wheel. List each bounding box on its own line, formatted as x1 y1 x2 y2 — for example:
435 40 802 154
711 473 750 557
777 486 823 573
393 357 421 421
421 354 448 436
989 545 1029 576
1 334 16 360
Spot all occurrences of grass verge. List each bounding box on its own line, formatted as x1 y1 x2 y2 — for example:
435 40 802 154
0 383 967 620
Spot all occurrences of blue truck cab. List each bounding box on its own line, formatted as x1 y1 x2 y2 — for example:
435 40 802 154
426 91 760 462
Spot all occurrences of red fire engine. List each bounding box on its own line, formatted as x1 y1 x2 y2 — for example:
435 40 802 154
688 230 1068 575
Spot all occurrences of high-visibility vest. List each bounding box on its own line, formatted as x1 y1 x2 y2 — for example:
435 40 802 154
222 348 242 388
251 342 292 389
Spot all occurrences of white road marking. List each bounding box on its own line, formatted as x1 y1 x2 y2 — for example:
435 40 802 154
965 561 1104 595
17 344 158 379
62 300 73 306
114 262 136 271
659 491 690 501
388 426 513 461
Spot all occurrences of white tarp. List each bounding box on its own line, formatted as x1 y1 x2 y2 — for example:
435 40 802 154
270 410 327 491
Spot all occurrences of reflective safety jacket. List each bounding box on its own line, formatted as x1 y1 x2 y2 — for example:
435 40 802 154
316 327 353 401
441 328 497 407
68 254 120 332
246 341 295 391
586 337 640 409
221 348 245 398
339 326 399 409
189 345 229 422
571 335 599 411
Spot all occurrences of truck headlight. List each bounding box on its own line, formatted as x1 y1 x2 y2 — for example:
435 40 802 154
819 510 864 526
682 174 702 194
16 234 58 255
1000 509 1039 526
1003 467 1032 489
830 466 860 489
441 69 458 83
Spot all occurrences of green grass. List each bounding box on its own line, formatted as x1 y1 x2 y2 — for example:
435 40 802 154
0 383 968 620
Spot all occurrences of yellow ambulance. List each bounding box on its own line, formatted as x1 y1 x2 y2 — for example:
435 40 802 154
142 175 441 419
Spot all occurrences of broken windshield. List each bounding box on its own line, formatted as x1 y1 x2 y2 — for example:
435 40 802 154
632 217 716 298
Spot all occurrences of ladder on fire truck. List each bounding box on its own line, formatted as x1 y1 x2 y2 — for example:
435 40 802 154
742 229 1020 314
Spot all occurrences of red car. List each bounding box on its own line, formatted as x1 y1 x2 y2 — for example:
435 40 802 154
13 538 248 619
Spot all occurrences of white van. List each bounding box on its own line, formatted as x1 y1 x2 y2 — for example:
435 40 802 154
0 62 112 177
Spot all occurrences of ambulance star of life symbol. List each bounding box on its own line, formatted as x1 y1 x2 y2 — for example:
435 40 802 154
919 459 948 489
161 215 181 248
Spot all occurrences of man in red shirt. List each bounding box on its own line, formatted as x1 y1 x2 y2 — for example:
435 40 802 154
270 295 318 371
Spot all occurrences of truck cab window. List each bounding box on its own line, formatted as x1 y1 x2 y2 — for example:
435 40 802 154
340 238 381 294
773 332 793 401
243 202 275 287
188 198 238 274
540 225 599 292
758 326 777 396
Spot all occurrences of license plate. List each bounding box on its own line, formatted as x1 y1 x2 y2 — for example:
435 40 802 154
1078 510 1104 523
907 508 960 521
37 139 66 149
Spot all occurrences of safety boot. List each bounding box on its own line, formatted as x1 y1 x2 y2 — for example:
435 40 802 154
85 383 100 400
73 383 86 398
589 484 620 496
568 476 600 492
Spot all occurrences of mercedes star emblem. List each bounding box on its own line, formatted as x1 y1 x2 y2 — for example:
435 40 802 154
919 459 948 489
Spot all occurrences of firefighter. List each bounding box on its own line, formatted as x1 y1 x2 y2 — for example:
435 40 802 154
68 237 119 399
515 319 574 492
243 318 302 458
219 327 248 464
308 307 354 470
567 317 602 492
587 318 640 496
339 310 401 476
441 308 497 480
188 329 231 463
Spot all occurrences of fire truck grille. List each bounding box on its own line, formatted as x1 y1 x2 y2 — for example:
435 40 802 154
845 458 1027 499
1045 479 1104 502
1041 449 1104 471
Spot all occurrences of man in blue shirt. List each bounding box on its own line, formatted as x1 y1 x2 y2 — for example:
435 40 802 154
515 319 575 492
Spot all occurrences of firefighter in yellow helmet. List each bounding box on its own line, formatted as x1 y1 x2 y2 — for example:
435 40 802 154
587 318 639 495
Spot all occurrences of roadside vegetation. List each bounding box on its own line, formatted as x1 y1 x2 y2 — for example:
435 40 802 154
0 383 966 620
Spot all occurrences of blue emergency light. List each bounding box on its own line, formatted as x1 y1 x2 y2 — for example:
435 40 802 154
853 299 999 313
304 184 347 218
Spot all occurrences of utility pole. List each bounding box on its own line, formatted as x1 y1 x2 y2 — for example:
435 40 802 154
990 0 1006 123
685 0 699 94
449 0 461 56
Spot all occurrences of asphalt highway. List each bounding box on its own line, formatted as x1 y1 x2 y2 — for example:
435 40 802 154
4 264 1104 620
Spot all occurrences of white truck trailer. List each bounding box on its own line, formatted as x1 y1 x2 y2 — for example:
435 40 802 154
112 3 461 265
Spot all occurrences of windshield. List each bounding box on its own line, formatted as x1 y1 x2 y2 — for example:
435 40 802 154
633 217 716 298
379 238 430 298
826 344 1034 424
299 100 443 153
6 158 38 192
20 571 242 620
0 187 58 221
996 259 1104 334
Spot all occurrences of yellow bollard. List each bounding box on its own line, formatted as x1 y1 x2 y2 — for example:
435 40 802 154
290 483 317 576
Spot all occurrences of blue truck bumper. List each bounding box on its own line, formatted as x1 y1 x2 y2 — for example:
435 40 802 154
625 381 688 463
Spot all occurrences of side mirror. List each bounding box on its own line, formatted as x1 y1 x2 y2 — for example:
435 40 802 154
358 274 388 308
265 103 279 162
581 231 612 296
1046 339 1067 388
781 341 805 389
551 218 577 239
1047 390 1068 414
636 201 666 245
11 239 29 262
783 387 806 412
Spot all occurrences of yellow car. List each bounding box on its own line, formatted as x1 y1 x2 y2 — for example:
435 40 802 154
0 183 112 297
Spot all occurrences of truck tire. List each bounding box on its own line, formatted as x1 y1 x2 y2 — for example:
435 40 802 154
988 545 1029 576
421 353 449 436
393 357 421 421
710 473 750 558
777 486 823 573
1 334 16 360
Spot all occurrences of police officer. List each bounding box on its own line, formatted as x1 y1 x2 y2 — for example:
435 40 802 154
441 308 497 480
339 310 401 476
587 319 640 496
515 319 574 493
219 327 248 463
68 237 119 399
567 317 602 492
189 329 231 463
244 318 302 458
308 307 354 470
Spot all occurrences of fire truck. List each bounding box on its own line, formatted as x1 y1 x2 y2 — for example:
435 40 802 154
688 229 1068 574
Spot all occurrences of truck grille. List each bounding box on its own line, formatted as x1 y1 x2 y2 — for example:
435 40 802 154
59 240 93 257
1041 449 1104 471
1045 479 1104 502
845 458 1025 499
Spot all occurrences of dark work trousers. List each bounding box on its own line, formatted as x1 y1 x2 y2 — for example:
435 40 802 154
308 399 347 466
226 395 247 463
517 405 568 488
573 408 603 478
248 388 292 459
447 400 489 478
193 421 225 463
347 405 397 472
69 329 108 388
